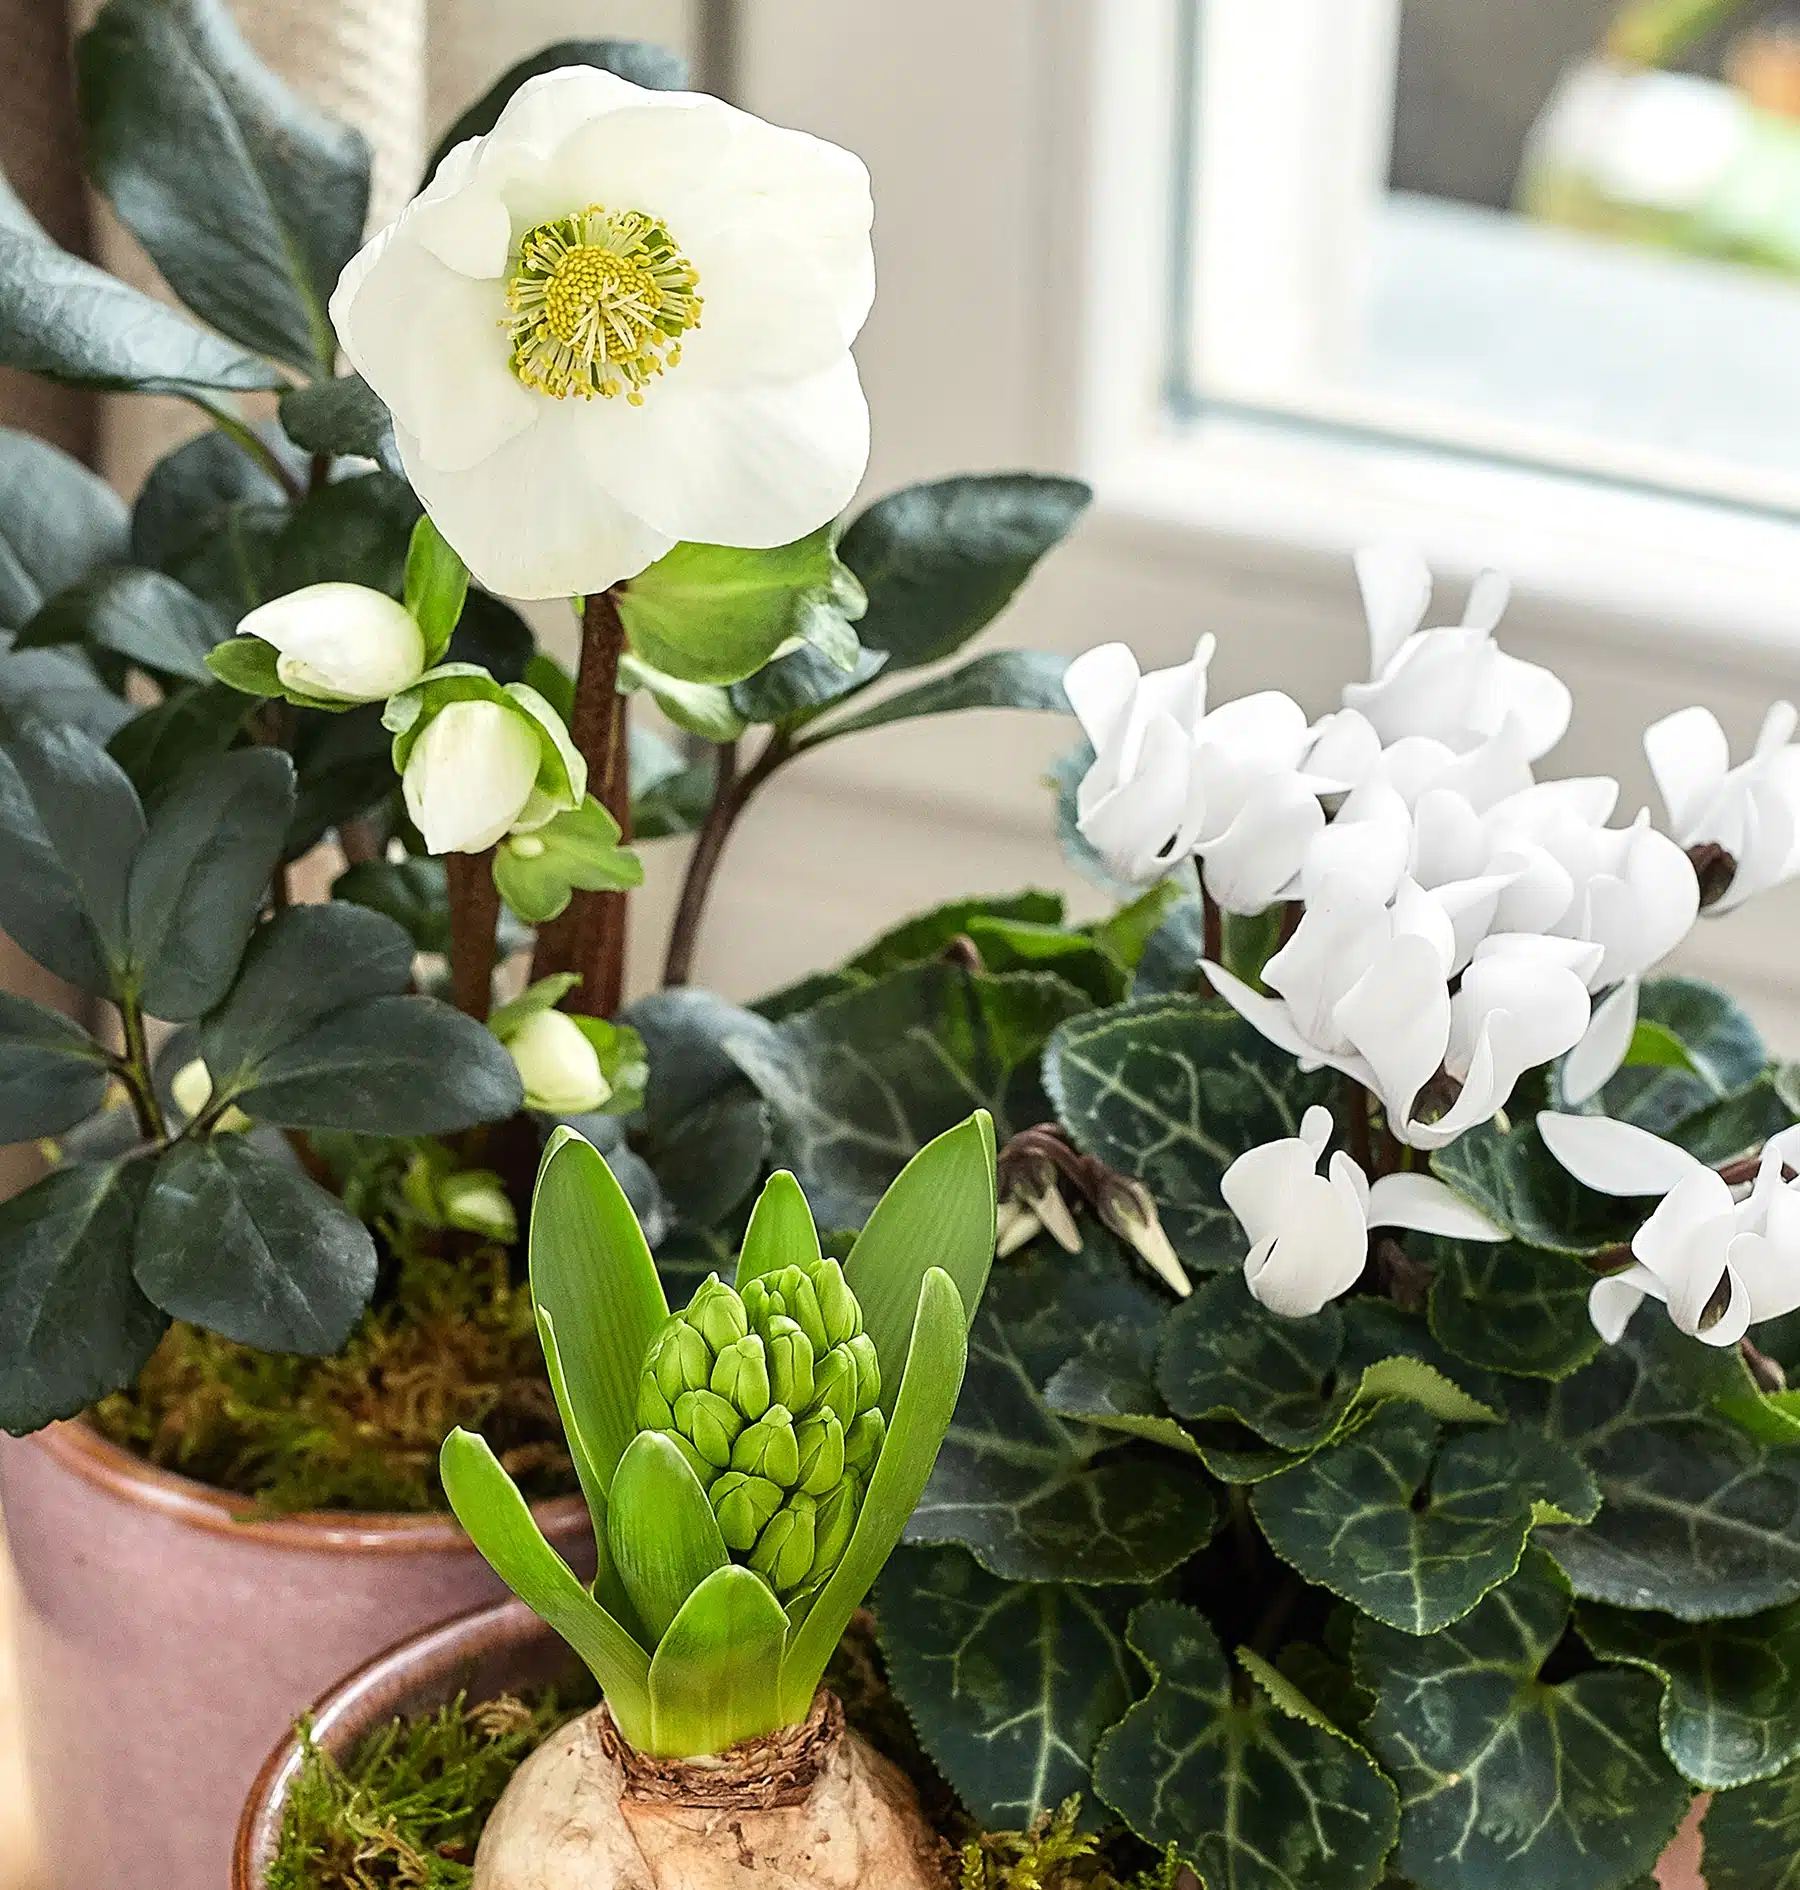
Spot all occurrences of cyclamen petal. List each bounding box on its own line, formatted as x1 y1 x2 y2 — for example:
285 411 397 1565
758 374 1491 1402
1537 1111 1707 1197
1560 978 1640 1107
1365 1172 1508 1241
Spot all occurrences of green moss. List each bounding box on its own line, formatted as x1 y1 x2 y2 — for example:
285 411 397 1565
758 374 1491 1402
957 1802 1183 1890
92 1245 574 1513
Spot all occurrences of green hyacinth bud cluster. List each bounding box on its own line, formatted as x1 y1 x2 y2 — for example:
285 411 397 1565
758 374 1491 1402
635 1258 887 1605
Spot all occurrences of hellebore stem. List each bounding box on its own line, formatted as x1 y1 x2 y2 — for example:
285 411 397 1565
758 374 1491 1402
446 848 500 1021
117 994 169 1144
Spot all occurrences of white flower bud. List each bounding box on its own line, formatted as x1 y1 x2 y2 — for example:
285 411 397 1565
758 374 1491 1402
438 1172 519 1242
403 699 541 854
169 1058 250 1134
505 1008 611 1115
237 583 426 704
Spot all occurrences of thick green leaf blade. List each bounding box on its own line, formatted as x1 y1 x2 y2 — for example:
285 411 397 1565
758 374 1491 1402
530 1127 669 1492
277 375 399 476
736 1169 825 1289
17 567 226 684
800 648 1070 746
607 1432 730 1646
877 1544 1137 1831
1046 996 1336 1275
126 746 293 1020
844 1111 995 1418
108 683 255 806
132 428 290 573
78 0 370 374
779 1268 970 1719
1427 1236 1602 1381
1580 1599 1800 1789
1358 1549 1690 1890
0 1159 164 1435
647 1563 788 1760
426 38 687 182
270 471 421 598
133 1136 375 1353
440 1427 651 1734
0 427 129 630
839 474 1092 669
0 993 111 1142
1093 1601 1399 1890
1701 1767 1800 1890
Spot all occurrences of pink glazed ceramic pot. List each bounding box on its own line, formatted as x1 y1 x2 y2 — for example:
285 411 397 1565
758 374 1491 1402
0 1421 589 1890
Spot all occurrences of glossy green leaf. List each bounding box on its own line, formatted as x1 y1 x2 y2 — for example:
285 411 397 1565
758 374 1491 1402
845 891 1065 978
730 643 887 728
17 567 226 684
1094 1601 1399 1890
1087 881 1188 980
1580 1598 1800 1789
402 516 468 666
271 472 421 599
284 702 396 857
1667 1074 1794 1167
725 963 1089 1228
647 1564 788 1759
1427 1237 1603 1381
1701 1766 1800 1890
0 993 111 1142
330 857 453 955
617 527 866 688
839 474 1091 669
493 795 642 927
0 427 129 630
0 641 129 747
126 747 293 1019
1042 1316 1203 1461
1431 1114 1650 1257
1358 1549 1690 1890
440 1427 652 1738
844 1112 995 1418
426 38 687 183
906 1235 1217 1585
107 683 254 805
736 1171 825 1289
800 648 1070 746
78 0 369 375
607 1432 729 1645
0 1159 164 1435
277 375 399 476
877 1544 1137 1830
1046 996 1336 1275
131 428 290 573
132 1135 375 1353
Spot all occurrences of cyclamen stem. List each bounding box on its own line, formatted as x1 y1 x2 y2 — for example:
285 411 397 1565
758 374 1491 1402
1343 1072 1375 1178
446 848 500 1022
1201 883 1223 966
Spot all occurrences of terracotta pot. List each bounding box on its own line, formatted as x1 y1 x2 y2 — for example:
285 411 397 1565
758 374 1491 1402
233 1597 568 1890
0 1421 589 1890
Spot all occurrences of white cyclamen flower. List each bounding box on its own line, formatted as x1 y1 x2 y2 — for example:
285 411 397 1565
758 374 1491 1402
1646 701 1800 914
237 583 428 704
1223 1104 1507 1317
1065 637 1328 908
505 1007 612 1115
1343 543 1571 762
330 67 874 599
1539 1112 1800 1346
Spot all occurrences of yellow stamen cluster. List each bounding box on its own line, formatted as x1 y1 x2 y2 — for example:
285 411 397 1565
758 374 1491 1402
505 204 702 404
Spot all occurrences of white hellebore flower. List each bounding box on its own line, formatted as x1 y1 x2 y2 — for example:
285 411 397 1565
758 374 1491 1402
330 68 873 600
1064 636 1328 910
169 1058 251 1134
505 1008 612 1115
1343 543 1571 762
236 584 428 705
404 700 545 854
1646 700 1800 913
1223 1104 1506 1317
1540 1112 1800 1347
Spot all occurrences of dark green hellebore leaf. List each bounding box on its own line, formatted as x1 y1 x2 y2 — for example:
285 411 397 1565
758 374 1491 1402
0 167 279 396
725 963 1091 1229
134 1135 376 1353
449 590 536 685
18 566 228 685
0 1159 165 1435
108 684 255 807
906 1232 1216 1583
165 497 288 618
270 471 422 600
1358 1550 1690 1890
617 526 867 689
0 639 130 746
1427 1236 1603 1381
426 38 688 184
277 375 400 476
730 643 887 727
493 796 643 926
1701 1767 1800 1890
132 428 291 572
78 0 370 375
0 992 112 1142
1580 1598 1800 1789
846 891 1065 978
840 473 1092 670
1503 1330 1800 1620
1046 995 1336 1275
800 648 1070 746
331 856 453 955
126 747 293 1021
877 1545 1137 1831
1431 1112 1651 1257
284 702 395 858
0 427 129 630
1094 1602 1399 1890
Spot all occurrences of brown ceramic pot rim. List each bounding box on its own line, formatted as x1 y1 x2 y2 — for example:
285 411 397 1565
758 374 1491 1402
32 1417 587 1552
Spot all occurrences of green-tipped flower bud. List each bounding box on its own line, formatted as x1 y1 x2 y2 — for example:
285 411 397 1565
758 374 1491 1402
810 1346 858 1427
652 1322 714 1403
686 1274 749 1353
809 1476 859 1582
636 1379 676 1433
759 1266 829 1353
710 1334 771 1419
662 1430 720 1491
711 1470 785 1552
845 1333 882 1415
673 1389 742 1470
794 1409 845 1497
763 1315 816 1412
811 1258 861 1347
843 1408 885 1479
750 1492 818 1597
730 1404 800 1487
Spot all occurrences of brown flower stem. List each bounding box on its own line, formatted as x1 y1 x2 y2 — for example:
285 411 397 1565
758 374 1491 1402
1343 1071 1375 1177
1742 1337 1789 1394
446 849 500 1021
1201 883 1223 965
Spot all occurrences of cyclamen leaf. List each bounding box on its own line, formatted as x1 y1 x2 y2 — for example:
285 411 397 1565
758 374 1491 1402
1559 976 1766 1133
877 1545 1137 1831
845 891 1066 978
1430 1113 1649 1257
1427 1236 1603 1381
1092 1601 1399 1890
1701 1767 1800 1890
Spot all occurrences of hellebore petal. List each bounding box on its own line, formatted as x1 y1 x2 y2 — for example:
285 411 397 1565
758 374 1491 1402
238 583 428 704
403 698 542 853
504 1008 612 1115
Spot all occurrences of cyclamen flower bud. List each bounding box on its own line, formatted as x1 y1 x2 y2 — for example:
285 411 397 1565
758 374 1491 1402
794 1410 846 1497
711 1471 785 1552
750 1492 818 1597
731 1405 800 1487
763 1316 817 1412
673 1389 742 1471
710 1335 772 1420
